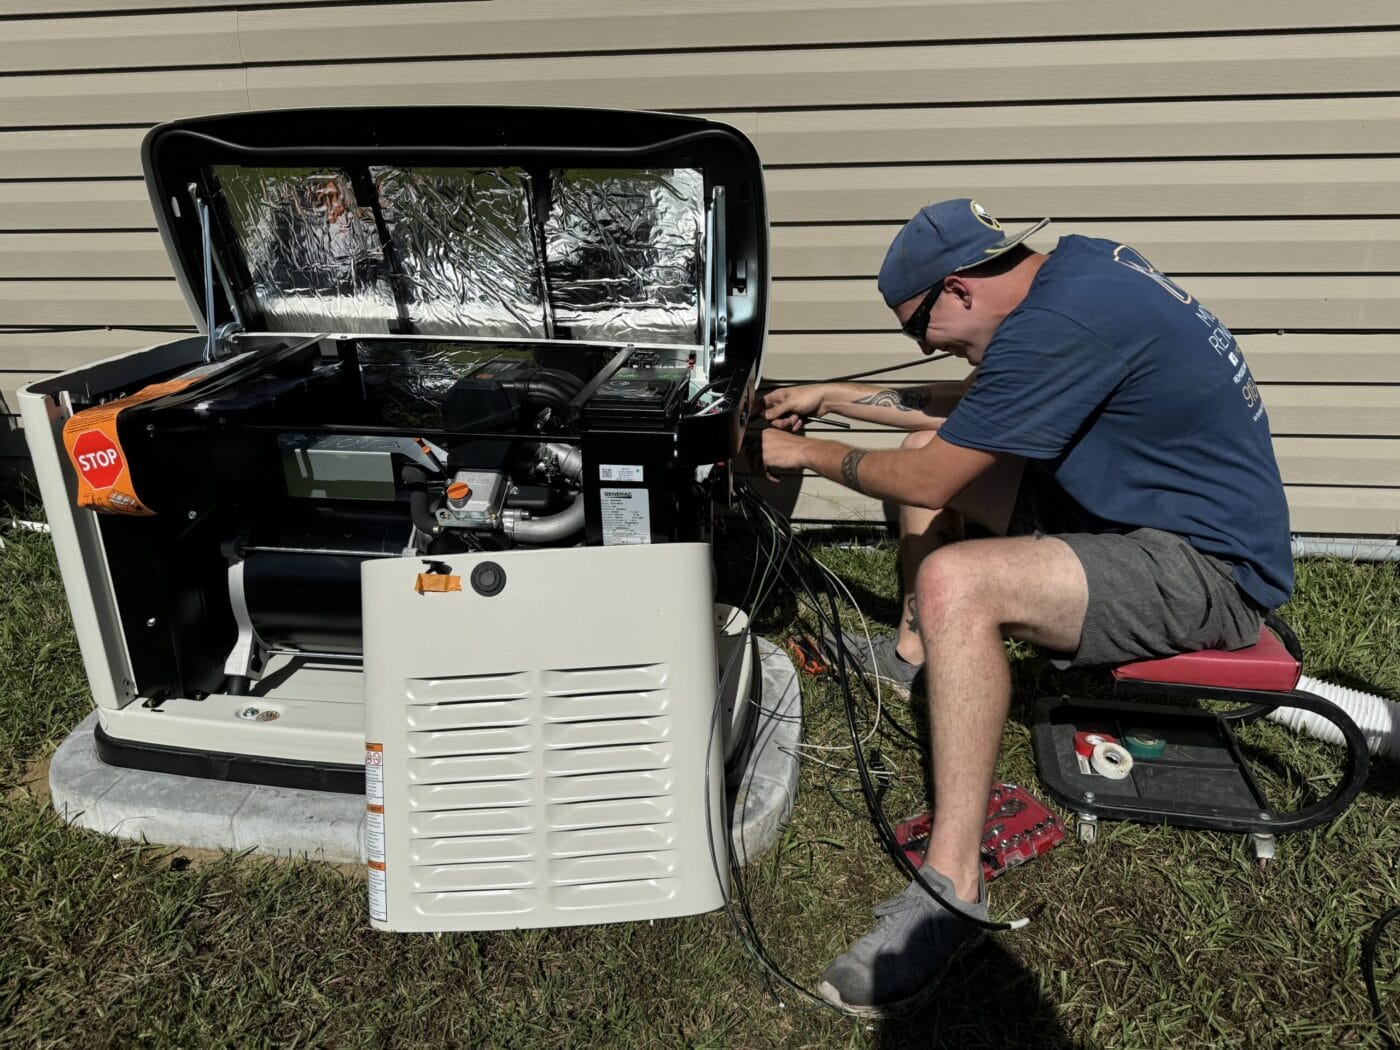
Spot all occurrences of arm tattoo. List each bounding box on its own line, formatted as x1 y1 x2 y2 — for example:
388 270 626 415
840 448 869 494
898 388 933 411
852 388 932 412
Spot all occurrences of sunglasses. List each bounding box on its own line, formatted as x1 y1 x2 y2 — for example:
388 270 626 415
900 282 943 340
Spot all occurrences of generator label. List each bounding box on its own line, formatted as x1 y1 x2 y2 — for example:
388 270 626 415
599 464 644 483
364 743 384 805
368 861 388 923
600 487 650 545
365 808 386 864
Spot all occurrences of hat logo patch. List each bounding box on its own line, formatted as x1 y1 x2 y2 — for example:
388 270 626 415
970 200 1002 231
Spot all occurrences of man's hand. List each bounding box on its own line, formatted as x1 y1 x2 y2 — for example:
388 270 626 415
760 385 828 432
748 428 817 481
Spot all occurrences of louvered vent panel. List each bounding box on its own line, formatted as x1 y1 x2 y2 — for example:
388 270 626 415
543 664 677 900
399 663 678 909
364 544 726 931
401 670 538 907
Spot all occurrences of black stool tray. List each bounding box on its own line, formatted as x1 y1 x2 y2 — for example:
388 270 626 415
1032 689 1368 836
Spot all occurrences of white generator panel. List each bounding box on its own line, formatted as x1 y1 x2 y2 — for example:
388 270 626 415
362 543 728 930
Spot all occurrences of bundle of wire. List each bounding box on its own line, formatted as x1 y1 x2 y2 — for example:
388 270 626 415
703 477 1032 1016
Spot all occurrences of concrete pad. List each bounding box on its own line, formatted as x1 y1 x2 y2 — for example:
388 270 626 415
730 638 802 866
231 784 366 862
48 716 126 821
48 641 802 868
92 770 256 854
49 711 364 862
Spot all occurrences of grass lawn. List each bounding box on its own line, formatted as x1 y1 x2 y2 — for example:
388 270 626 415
2 490 1398 1048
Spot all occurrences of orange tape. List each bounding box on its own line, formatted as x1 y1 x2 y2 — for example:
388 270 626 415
415 573 462 594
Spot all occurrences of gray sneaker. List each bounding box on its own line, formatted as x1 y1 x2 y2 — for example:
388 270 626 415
817 865 988 1016
820 626 923 695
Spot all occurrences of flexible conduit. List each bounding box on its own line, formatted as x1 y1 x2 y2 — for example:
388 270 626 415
1269 676 1400 758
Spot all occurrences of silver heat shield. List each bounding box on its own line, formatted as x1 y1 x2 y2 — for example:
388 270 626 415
214 166 397 333
544 168 704 344
370 166 546 338
213 165 704 346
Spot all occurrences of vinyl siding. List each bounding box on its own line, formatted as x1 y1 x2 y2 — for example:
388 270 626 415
0 0 1395 536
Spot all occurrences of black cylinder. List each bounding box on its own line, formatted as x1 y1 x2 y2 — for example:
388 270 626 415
240 504 408 653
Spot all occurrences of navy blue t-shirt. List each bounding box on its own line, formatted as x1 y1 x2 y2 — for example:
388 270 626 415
939 235 1293 610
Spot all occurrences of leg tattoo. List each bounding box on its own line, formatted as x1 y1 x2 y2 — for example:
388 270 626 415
904 594 921 636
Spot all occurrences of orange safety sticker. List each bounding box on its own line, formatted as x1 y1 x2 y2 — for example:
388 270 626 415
414 573 462 594
60 360 229 516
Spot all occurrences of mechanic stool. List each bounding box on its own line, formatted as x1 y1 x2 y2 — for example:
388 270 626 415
1031 617 1369 865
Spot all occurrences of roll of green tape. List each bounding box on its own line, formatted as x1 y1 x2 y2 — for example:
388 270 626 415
1124 731 1166 759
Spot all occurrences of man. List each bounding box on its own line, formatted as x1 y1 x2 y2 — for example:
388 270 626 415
755 198 1292 1015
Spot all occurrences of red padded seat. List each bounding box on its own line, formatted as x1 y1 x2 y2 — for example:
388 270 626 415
1112 626 1301 692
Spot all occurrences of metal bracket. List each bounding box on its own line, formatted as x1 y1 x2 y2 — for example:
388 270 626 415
711 185 728 370
214 321 244 358
195 191 218 364
222 559 265 682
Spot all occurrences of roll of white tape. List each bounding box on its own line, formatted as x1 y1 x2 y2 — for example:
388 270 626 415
1090 741 1134 780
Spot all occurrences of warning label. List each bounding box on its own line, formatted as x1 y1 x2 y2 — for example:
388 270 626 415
368 862 388 923
600 487 650 545
366 809 385 864
364 743 384 805
72 430 124 489
60 355 239 516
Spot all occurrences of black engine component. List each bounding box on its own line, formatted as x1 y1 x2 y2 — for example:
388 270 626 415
443 363 585 433
443 376 523 433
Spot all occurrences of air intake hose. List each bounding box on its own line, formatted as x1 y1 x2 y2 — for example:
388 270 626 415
1269 675 1400 757
499 369 584 413
503 494 585 544
399 464 441 536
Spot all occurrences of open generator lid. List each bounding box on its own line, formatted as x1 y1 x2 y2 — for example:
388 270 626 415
142 107 768 370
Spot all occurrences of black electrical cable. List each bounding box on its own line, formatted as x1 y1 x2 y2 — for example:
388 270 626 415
0 324 197 335
821 352 953 384
702 494 849 1016
734 481 1033 934
722 486 917 1014
1363 906 1400 1048
688 374 734 409
708 482 1035 1017
738 490 918 747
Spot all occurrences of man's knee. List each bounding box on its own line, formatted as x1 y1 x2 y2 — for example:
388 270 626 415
914 543 986 625
916 535 1090 651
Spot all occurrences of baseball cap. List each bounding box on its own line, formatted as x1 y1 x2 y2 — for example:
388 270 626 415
877 199 1050 308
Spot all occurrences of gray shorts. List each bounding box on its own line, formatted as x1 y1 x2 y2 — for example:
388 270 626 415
1008 463 1265 667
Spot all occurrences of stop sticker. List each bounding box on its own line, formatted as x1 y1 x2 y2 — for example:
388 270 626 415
72 430 124 489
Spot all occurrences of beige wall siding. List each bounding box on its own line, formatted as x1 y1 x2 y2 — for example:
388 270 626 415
0 1 1395 536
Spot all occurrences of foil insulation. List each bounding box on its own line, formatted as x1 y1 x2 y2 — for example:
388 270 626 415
213 165 706 346
214 167 397 333
545 168 704 344
371 166 546 338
